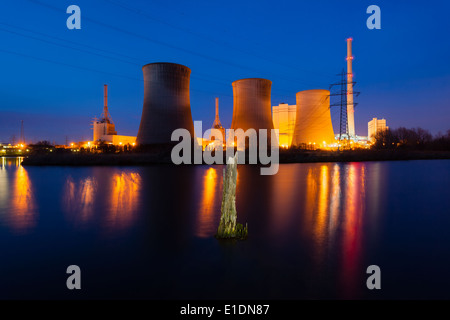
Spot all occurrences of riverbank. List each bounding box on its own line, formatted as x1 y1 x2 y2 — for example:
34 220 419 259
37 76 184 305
20 149 450 166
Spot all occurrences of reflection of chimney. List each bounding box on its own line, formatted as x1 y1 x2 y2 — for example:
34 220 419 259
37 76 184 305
346 38 355 137
104 84 108 119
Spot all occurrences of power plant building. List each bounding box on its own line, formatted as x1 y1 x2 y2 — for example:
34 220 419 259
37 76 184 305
93 84 117 141
272 103 296 148
231 78 274 143
291 89 335 148
136 62 195 145
92 85 136 145
368 118 388 141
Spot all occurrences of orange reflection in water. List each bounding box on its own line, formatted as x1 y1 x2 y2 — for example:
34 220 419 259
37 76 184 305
301 162 367 297
316 165 330 246
328 164 341 237
63 176 97 225
9 166 37 233
303 165 332 264
196 167 220 238
107 171 141 230
270 164 300 236
340 163 365 298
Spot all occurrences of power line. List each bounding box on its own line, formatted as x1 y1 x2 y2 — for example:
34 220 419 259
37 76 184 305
24 0 330 88
102 0 335 79
0 23 306 97
0 48 234 97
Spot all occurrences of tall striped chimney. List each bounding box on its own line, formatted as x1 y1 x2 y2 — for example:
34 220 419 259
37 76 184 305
346 38 355 138
104 84 108 120
215 97 219 122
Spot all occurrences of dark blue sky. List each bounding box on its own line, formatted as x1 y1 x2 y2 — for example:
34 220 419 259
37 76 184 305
0 0 449 144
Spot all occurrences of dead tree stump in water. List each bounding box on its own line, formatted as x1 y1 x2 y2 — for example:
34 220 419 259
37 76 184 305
216 155 248 239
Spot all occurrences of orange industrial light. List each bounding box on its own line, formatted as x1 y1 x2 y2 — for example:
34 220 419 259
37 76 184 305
292 90 335 147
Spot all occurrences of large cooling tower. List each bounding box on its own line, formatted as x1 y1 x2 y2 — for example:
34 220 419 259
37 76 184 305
136 62 195 145
291 89 335 148
231 78 274 132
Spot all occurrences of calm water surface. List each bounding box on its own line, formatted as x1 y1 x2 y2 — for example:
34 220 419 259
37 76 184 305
1 157 450 299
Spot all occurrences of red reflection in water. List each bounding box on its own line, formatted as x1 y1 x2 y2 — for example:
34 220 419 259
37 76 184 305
299 163 367 297
340 163 365 298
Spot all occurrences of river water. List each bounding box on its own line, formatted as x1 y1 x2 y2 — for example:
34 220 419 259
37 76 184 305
1 157 450 299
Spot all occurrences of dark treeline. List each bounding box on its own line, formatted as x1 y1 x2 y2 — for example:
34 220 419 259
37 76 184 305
374 127 450 150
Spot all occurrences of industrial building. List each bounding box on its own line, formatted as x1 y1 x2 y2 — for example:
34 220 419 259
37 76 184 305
368 118 388 141
291 89 335 148
92 84 136 145
272 103 296 148
136 62 195 145
230 78 274 143
93 84 117 141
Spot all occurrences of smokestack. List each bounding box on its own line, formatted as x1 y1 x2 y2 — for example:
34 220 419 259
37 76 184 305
215 97 219 120
346 37 355 137
20 120 24 144
103 84 108 120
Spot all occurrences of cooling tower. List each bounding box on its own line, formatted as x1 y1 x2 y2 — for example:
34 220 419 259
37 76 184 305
231 78 274 133
136 62 195 145
291 89 335 148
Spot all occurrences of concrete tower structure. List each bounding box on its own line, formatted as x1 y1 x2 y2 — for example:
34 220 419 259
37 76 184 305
347 37 355 138
231 78 274 133
136 63 195 145
291 89 335 148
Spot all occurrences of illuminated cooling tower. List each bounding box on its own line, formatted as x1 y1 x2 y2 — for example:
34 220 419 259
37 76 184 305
136 62 195 145
231 78 274 133
291 89 335 148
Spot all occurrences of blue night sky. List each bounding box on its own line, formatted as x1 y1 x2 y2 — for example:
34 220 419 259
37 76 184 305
0 0 449 144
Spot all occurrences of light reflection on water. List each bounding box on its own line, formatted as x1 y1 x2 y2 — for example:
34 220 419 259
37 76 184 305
7 158 450 298
62 169 142 232
340 163 365 298
195 167 221 238
107 171 141 230
0 159 376 250
64 176 97 226
0 157 37 234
